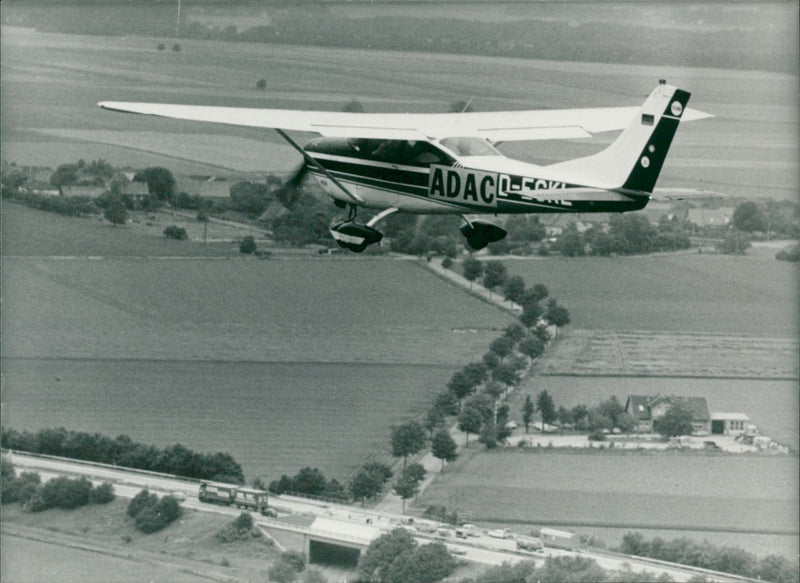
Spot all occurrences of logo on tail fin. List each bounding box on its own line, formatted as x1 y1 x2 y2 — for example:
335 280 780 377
622 89 691 194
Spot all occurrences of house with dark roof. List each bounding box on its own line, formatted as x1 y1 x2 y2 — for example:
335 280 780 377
625 395 711 435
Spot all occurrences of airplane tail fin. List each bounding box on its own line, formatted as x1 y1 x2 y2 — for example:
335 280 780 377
548 83 708 194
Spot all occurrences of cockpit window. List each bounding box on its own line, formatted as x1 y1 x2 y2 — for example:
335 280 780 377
307 137 453 167
439 137 502 157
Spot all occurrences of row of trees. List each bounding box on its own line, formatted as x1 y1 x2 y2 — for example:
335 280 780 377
620 532 798 583
1 427 245 483
554 214 692 257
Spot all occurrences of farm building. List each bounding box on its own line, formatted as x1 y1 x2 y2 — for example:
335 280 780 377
119 180 150 203
176 177 231 200
625 395 711 435
61 185 106 198
686 207 734 228
539 527 580 549
710 412 751 436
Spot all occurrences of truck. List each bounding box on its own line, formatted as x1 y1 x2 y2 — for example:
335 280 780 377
198 481 273 515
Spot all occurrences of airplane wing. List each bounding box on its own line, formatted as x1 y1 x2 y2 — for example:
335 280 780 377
98 99 711 142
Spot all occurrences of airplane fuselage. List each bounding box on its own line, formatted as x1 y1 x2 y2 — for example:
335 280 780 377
303 137 648 217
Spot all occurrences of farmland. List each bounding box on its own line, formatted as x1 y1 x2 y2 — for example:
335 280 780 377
418 450 799 558
497 252 798 337
2 20 797 566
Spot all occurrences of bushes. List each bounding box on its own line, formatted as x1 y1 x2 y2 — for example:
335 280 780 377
4 470 115 513
163 225 188 240
215 511 262 543
240 236 256 254
268 550 307 582
127 488 182 533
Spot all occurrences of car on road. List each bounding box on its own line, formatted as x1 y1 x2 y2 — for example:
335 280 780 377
487 528 512 539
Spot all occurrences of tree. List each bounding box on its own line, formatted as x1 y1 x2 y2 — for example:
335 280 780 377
104 197 127 226
616 412 638 435
522 394 534 433
393 474 419 514
348 462 392 506
447 370 478 408
390 421 426 469
230 181 271 215
240 236 256 254
482 260 507 295
424 405 445 437
716 230 751 254
518 335 546 359
491 363 520 387
384 542 457 583
431 429 457 471
558 221 585 256
519 300 543 328
293 467 328 496
732 200 768 232
536 390 556 430
654 403 694 438
489 335 514 361
502 275 526 305
462 256 483 288
134 167 175 201
544 299 570 327
50 163 80 189
458 404 483 444
597 396 625 429
358 528 417 581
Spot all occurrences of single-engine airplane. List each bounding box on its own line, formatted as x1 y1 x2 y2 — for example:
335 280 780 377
100 80 713 252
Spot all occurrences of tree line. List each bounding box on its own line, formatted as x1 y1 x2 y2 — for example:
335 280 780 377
1 427 245 483
620 532 798 583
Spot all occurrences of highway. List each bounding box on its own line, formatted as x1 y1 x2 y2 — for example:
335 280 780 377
6 451 753 582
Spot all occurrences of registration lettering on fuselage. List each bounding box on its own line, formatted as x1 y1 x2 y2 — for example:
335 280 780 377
428 165 498 208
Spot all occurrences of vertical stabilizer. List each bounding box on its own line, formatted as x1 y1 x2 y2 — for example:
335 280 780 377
547 83 692 194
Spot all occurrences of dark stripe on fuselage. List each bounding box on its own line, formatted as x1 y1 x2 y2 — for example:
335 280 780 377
313 157 431 189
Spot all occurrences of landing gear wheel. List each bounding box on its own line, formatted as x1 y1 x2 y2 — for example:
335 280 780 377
467 235 489 251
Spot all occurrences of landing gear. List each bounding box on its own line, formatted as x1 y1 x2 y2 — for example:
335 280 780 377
329 206 397 253
460 217 507 251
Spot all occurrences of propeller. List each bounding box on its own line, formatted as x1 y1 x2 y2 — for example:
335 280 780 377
274 162 309 209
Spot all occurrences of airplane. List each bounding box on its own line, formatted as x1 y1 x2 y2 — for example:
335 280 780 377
99 80 713 253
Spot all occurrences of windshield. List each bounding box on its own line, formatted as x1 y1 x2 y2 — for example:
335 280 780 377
439 137 502 157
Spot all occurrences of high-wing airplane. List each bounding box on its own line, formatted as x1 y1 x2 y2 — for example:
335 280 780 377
99 80 712 252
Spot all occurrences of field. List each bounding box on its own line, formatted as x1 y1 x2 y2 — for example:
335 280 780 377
497 253 798 337
2 26 798 200
537 329 798 379
1 203 514 480
418 450 799 558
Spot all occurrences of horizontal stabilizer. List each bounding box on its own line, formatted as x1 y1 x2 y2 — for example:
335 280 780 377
649 188 728 201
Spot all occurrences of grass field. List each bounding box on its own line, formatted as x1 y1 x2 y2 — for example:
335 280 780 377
497 253 798 337
538 329 798 379
418 450 799 557
2 25 798 200
2 500 284 583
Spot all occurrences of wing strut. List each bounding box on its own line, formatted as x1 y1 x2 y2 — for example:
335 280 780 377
274 129 364 204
